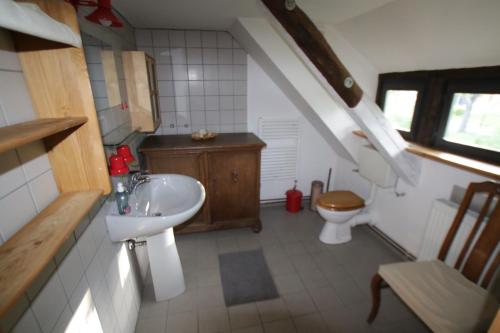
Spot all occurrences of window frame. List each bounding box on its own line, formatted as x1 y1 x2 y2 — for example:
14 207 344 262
376 78 426 141
434 79 500 164
376 66 500 165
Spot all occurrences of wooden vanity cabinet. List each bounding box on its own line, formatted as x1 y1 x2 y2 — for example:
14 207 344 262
145 150 207 227
139 133 266 234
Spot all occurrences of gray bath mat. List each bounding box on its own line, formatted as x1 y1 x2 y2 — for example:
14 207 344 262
219 249 279 306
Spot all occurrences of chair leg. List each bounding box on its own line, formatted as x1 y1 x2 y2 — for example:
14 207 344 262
367 273 384 323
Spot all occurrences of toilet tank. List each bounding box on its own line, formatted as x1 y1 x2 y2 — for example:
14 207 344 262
358 145 396 188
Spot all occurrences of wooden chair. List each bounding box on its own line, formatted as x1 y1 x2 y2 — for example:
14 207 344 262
367 181 500 332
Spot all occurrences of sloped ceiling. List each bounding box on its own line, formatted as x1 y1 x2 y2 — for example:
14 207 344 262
114 0 500 73
112 0 395 30
334 0 500 72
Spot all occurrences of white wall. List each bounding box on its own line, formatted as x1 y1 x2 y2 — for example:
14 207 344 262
333 136 493 256
335 0 500 73
247 56 337 200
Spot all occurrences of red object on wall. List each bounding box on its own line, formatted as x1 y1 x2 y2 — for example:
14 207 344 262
85 0 123 27
66 0 124 27
286 182 303 213
109 154 129 176
117 145 135 163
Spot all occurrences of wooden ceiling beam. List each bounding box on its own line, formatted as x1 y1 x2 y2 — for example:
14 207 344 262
261 0 363 108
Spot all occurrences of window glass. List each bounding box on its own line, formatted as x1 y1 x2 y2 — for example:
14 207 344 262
383 90 418 132
443 93 500 153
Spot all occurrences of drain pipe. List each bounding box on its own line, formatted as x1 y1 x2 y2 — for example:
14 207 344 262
350 183 377 227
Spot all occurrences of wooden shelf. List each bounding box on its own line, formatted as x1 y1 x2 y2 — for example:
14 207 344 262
0 117 88 154
352 130 500 180
0 191 101 317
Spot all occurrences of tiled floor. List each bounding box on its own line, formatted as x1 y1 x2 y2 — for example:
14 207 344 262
135 205 430 333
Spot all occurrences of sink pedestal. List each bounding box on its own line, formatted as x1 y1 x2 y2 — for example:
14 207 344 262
147 228 185 301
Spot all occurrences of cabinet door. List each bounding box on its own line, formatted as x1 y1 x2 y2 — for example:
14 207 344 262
145 151 208 226
145 55 160 130
209 151 259 222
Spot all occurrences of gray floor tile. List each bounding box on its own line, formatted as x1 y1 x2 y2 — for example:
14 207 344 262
274 274 304 294
293 313 329 333
198 307 230 333
167 311 198 333
138 299 168 319
256 298 290 323
231 325 264 333
228 303 261 330
283 242 307 256
308 286 344 312
298 269 329 290
332 278 369 305
263 319 297 333
136 206 424 333
282 291 317 317
196 286 225 308
135 316 167 333
168 290 197 314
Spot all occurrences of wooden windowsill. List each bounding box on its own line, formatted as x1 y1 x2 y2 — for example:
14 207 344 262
352 130 500 180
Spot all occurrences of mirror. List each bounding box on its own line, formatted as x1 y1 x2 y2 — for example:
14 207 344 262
81 32 144 164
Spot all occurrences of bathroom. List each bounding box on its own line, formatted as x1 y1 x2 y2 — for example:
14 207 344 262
0 0 499 332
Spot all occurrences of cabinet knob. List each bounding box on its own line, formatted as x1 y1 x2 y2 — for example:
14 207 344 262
231 170 239 183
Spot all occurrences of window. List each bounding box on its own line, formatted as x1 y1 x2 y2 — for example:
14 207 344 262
377 67 500 164
376 79 425 141
383 90 417 131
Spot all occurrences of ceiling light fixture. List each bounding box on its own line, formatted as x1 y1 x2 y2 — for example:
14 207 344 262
67 0 123 27
85 0 123 27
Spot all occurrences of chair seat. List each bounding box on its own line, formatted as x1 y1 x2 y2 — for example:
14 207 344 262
379 260 499 333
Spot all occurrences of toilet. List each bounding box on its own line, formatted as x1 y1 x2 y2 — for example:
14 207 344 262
316 145 397 244
317 191 365 244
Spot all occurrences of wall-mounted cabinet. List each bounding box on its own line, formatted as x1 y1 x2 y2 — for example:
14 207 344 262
101 49 122 107
123 51 161 133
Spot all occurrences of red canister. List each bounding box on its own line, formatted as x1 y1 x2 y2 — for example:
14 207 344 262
286 181 302 213
117 144 135 163
109 154 129 176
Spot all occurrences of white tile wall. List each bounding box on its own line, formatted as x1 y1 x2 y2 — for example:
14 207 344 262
7 200 141 333
0 29 142 333
136 28 248 135
0 29 60 246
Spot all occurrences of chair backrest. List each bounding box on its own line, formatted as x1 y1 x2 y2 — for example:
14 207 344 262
438 181 500 288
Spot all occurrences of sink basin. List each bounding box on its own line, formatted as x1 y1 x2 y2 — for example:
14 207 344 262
106 174 205 241
106 174 205 301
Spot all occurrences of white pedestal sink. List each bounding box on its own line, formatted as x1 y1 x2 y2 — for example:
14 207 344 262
106 174 205 301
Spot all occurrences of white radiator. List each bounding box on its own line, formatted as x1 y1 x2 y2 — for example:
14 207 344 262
258 118 300 182
418 199 481 267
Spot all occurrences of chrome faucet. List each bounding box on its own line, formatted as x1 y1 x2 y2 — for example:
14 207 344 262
129 171 151 194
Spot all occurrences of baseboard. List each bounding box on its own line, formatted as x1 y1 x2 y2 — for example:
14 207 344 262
367 225 416 261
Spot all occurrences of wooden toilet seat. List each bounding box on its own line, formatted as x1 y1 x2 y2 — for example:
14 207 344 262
317 191 365 211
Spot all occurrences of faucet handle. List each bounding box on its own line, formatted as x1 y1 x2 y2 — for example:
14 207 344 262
130 170 149 181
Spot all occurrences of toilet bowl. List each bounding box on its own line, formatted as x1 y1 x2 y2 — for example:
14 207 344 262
316 145 398 244
316 191 364 244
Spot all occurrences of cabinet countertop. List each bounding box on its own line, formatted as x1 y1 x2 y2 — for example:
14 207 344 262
139 133 266 152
